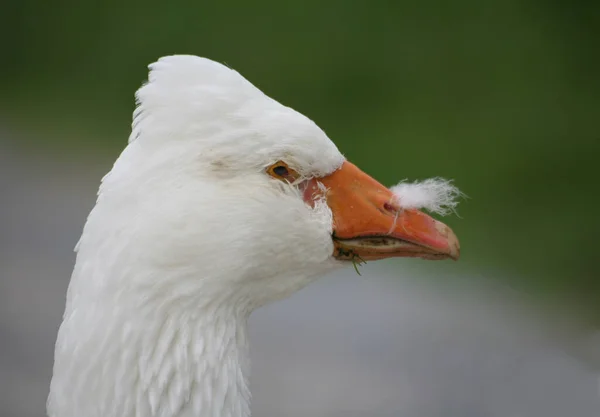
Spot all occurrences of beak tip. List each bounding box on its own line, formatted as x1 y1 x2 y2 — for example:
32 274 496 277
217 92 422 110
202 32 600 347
435 220 460 261
447 230 461 261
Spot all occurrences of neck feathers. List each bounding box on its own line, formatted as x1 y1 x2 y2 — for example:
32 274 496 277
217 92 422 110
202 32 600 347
48 295 251 417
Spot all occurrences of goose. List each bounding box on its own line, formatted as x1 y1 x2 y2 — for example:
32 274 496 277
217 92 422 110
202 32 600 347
47 55 461 417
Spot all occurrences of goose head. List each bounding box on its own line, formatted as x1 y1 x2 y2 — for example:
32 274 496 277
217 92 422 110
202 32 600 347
49 55 460 417
89 56 459 308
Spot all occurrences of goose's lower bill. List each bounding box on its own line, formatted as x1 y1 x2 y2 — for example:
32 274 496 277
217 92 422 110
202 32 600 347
305 161 460 262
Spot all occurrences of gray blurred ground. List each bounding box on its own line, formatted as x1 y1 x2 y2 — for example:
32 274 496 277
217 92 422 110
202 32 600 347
1 141 599 417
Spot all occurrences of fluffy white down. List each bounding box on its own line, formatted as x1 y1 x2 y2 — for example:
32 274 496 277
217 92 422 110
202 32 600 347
391 178 464 216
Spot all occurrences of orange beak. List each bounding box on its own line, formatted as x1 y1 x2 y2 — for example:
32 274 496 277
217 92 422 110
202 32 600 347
304 162 460 261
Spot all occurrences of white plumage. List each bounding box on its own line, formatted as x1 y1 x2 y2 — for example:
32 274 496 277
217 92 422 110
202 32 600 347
48 55 461 417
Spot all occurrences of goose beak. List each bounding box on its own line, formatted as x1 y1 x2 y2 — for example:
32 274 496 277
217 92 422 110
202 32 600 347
305 162 460 262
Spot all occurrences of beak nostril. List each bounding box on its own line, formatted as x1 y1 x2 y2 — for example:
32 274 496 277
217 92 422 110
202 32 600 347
383 202 399 215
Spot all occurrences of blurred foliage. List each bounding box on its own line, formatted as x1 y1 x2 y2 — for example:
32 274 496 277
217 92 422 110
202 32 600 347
1 1 599 319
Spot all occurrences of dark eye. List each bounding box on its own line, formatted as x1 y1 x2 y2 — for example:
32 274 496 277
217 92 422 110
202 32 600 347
267 161 299 182
272 165 289 177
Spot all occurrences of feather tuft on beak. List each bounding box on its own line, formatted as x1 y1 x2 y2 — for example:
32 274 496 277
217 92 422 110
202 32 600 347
391 178 465 216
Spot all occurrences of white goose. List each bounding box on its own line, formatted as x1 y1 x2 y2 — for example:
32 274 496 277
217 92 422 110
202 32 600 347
47 55 461 417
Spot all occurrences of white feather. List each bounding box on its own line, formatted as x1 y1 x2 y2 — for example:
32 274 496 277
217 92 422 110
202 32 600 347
391 178 464 216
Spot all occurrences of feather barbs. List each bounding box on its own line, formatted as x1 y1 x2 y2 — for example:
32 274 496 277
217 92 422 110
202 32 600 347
391 178 465 216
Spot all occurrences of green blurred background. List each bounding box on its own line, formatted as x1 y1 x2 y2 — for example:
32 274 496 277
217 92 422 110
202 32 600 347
2 1 599 317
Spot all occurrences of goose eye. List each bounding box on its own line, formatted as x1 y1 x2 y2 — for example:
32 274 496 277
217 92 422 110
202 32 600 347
267 162 298 182
272 165 288 177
